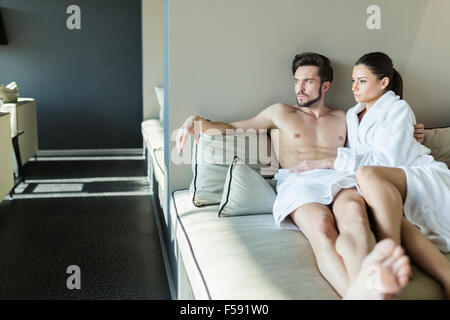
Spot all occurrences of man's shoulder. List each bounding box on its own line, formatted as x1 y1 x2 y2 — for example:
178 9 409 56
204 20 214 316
269 102 294 110
263 102 295 115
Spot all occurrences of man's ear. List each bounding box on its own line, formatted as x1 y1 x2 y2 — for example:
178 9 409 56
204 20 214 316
322 81 331 93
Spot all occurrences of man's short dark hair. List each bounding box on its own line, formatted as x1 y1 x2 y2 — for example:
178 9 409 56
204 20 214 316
292 52 333 84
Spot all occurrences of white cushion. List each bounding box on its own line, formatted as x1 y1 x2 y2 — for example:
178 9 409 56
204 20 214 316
190 133 278 207
219 157 276 217
154 85 164 123
424 127 450 168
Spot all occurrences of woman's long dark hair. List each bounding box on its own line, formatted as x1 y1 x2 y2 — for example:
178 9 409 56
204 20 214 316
355 52 403 99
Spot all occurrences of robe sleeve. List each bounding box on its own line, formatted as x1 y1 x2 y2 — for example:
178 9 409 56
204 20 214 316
334 101 428 173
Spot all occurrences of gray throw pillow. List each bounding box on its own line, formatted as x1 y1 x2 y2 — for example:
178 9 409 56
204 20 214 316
190 132 279 207
154 85 164 124
424 127 450 168
218 156 277 217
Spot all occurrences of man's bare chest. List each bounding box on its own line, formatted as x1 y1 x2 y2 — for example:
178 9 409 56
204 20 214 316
277 113 346 144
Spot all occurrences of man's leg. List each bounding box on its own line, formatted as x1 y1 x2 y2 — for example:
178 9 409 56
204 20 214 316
290 203 350 297
332 188 376 282
344 239 411 300
357 166 450 298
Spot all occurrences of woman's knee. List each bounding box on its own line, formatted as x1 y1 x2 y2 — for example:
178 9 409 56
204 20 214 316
355 166 380 186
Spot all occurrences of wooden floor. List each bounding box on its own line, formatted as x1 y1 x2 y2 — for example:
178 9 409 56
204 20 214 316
0 158 171 299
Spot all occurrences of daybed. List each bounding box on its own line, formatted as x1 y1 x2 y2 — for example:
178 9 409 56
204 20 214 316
142 106 450 300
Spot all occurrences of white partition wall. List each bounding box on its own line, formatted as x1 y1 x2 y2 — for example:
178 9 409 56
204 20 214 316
403 0 450 127
165 0 450 199
142 0 164 120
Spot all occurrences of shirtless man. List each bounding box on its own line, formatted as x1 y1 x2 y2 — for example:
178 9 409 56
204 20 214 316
176 52 420 299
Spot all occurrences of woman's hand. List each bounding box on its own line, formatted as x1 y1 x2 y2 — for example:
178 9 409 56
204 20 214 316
289 158 335 173
413 123 425 144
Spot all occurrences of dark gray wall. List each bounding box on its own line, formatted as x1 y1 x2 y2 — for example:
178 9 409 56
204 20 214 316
0 0 142 150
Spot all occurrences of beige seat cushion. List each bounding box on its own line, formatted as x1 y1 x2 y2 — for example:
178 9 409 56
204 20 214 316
152 148 165 190
141 119 165 190
171 189 449 300
171 189 338 299
141 119 164 151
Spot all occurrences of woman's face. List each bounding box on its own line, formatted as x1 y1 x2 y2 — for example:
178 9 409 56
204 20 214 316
352 64 389 107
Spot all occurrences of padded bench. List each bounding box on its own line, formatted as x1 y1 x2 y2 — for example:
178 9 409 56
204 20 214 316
142 118 165 208
170 189 449 300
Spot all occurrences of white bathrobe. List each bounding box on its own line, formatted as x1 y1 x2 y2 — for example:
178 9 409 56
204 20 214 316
335 90 450 252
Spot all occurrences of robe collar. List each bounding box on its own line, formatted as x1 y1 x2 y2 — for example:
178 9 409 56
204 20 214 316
355 90 398 116
350 90 399 145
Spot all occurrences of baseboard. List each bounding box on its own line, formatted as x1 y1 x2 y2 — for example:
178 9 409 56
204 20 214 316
37 149 144 157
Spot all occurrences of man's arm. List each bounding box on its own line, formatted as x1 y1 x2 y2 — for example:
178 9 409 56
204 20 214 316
413 123 425 144
176 104 279 154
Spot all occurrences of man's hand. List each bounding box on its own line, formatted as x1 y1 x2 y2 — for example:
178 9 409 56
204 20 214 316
413 123 425 144
176 115 201 155
289 158 334 173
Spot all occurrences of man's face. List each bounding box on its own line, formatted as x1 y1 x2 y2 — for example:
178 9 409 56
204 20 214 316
294 66 324 108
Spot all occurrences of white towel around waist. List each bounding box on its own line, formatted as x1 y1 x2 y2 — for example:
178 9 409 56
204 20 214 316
272 169 356 230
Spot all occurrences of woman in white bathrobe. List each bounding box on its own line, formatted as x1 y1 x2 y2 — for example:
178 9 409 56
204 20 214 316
301 52 450 297
340 52 450 297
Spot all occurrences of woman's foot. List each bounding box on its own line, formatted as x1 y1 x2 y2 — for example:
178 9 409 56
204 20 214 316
344 239 411 300
443 280 450 300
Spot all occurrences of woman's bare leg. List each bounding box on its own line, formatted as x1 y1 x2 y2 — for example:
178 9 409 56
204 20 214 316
401 217 450 297
332 188 376 281
356 166 405 245
356 166 450 298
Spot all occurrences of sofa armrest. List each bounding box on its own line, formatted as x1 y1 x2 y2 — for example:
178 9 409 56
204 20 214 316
0 113 14 203
1 98 39 165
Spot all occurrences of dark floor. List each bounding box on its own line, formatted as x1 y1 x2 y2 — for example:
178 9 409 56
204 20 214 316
0 158 171 299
